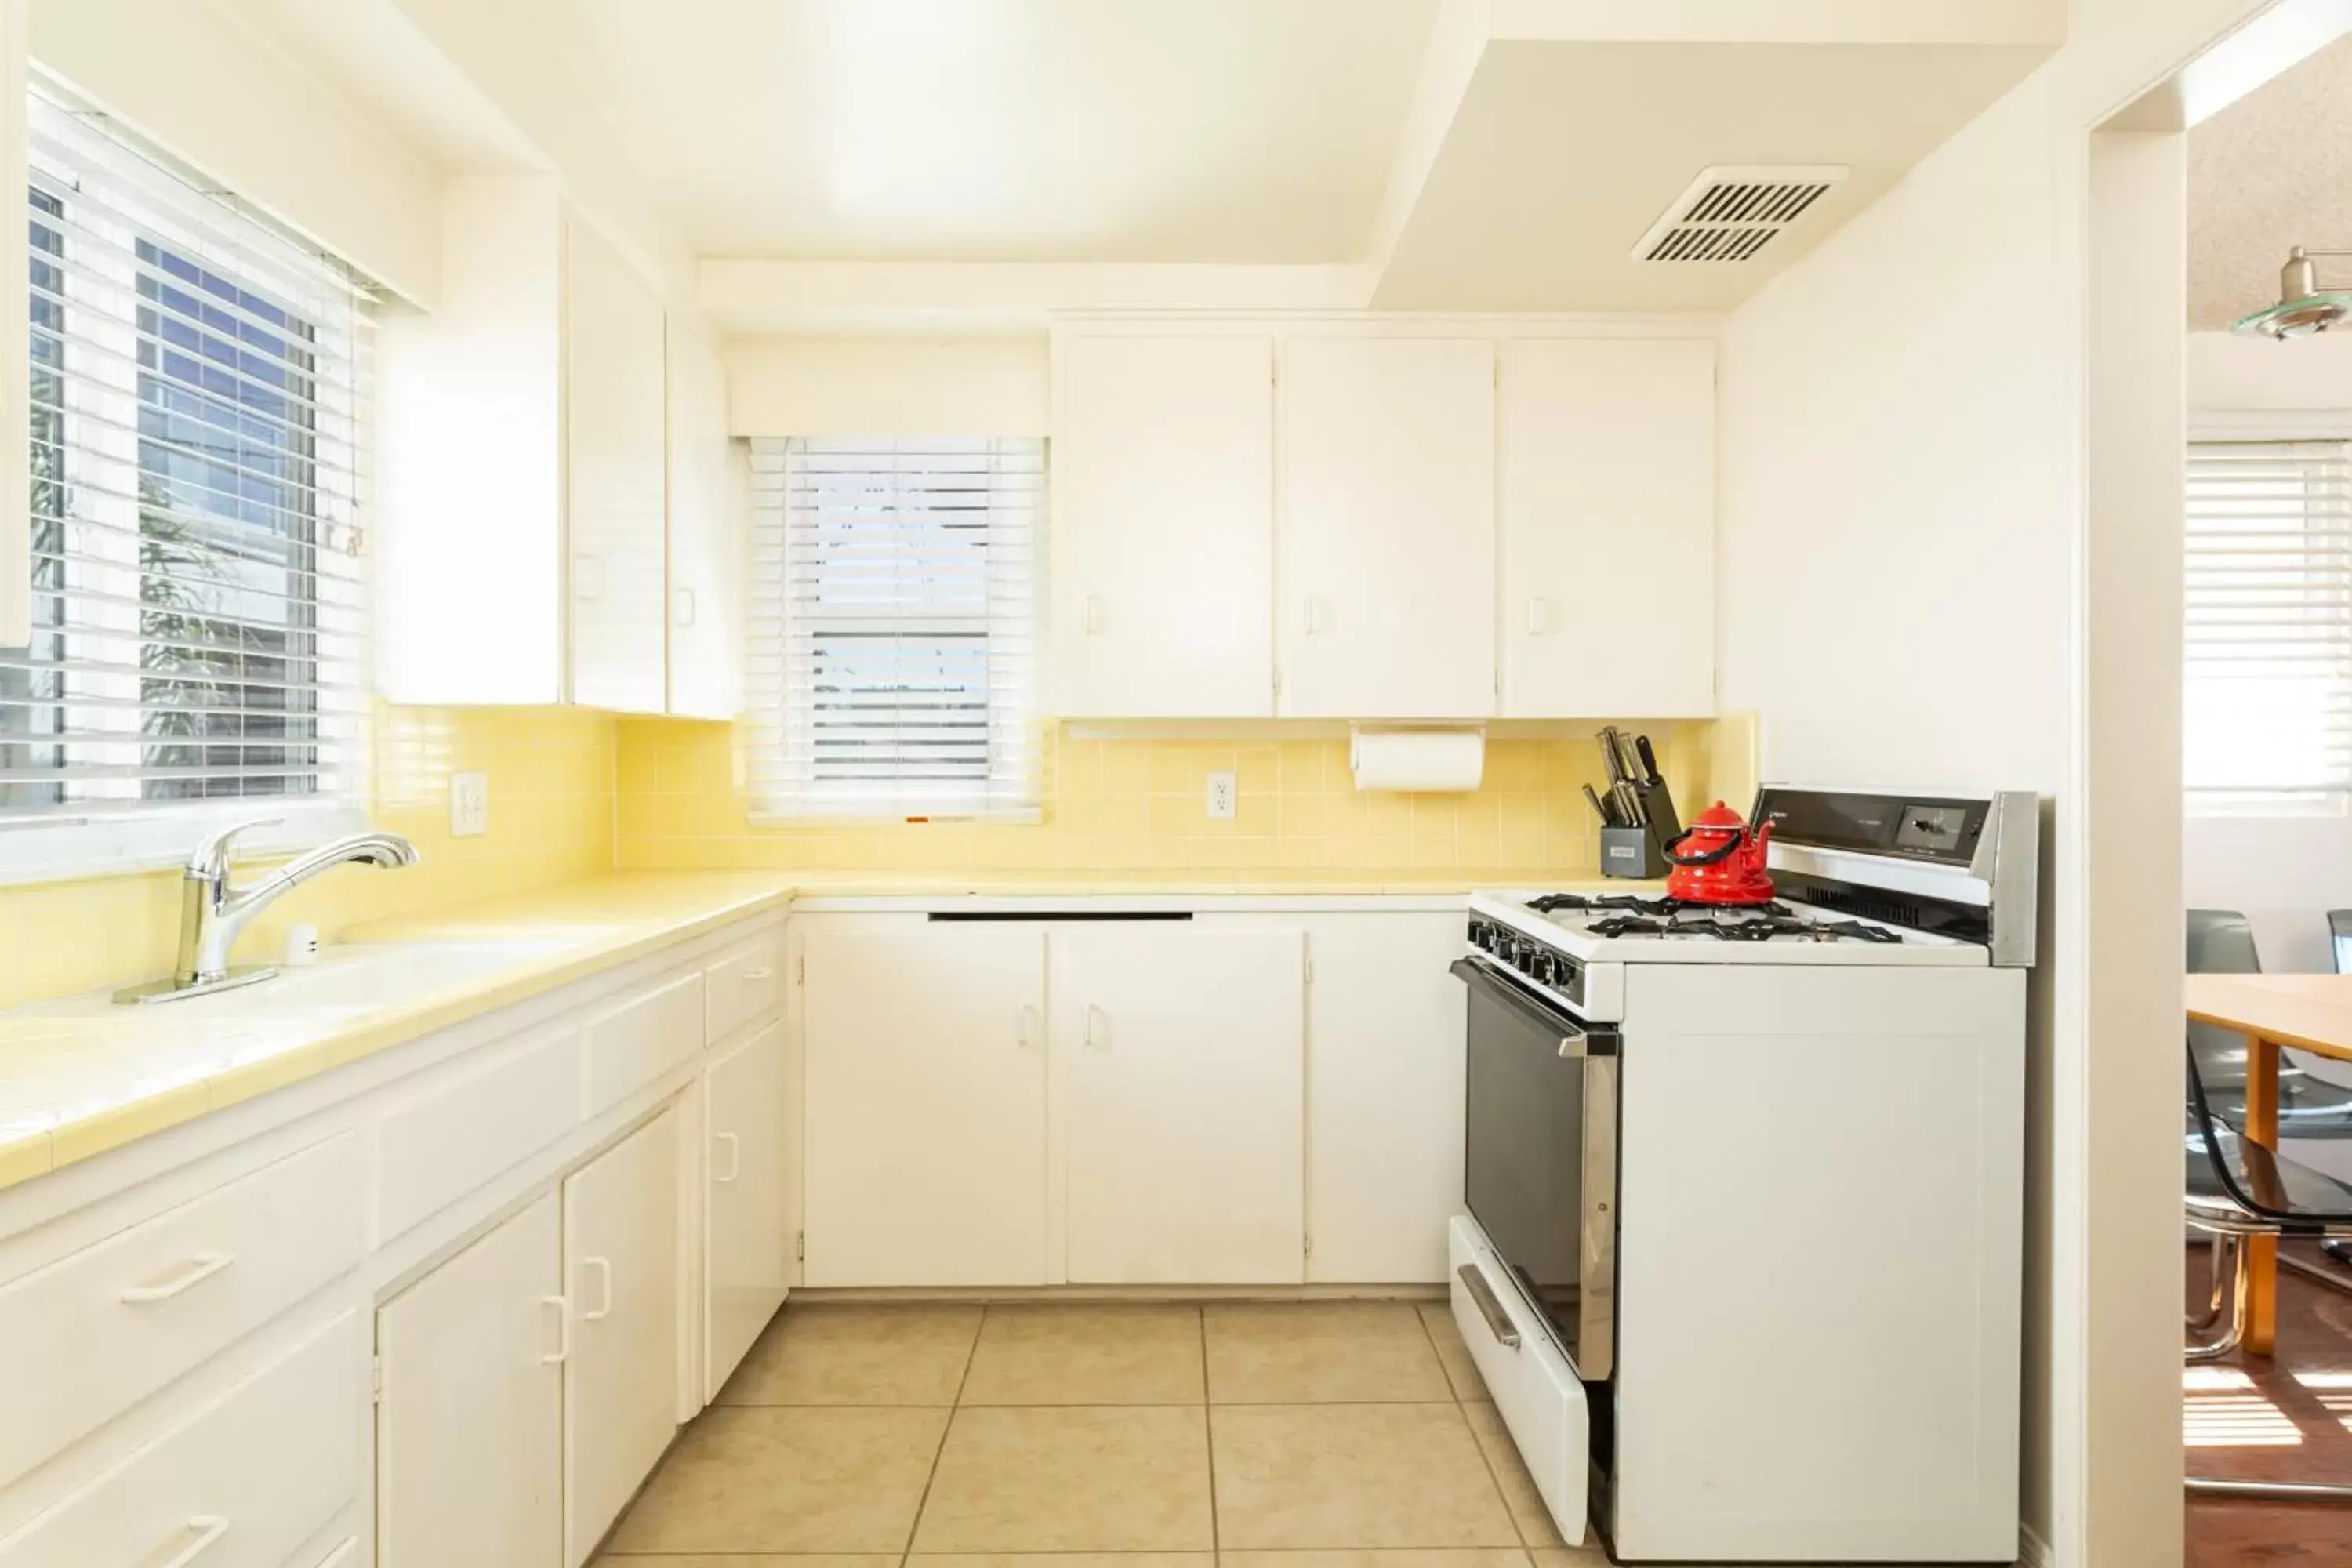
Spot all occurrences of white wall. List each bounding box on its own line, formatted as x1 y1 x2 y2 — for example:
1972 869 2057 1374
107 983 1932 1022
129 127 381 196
727 336 1051 437
2185 330 2352 972
1715 5 2272 1565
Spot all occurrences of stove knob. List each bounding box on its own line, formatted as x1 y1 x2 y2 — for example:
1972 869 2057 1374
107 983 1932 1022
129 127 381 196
1528 950 1555 984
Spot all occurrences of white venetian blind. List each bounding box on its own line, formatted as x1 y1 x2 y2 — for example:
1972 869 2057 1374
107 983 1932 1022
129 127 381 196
747 437 1043 818
2185 439 2352 813
0 90 372 820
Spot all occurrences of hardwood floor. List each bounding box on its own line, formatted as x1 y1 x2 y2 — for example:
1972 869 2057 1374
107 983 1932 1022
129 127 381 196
2187 1240 2352 1563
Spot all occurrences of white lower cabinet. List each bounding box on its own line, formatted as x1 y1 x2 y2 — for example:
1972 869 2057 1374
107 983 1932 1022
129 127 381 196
562 1109 682 1568
0 1312 358 1568
1062 927 1305 1284
704 1019 791 1399
803 924 1049 1287
376 1192 564 1568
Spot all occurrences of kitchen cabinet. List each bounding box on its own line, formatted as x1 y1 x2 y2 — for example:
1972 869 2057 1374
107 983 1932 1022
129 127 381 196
377 179 734 715
802 925 1049 1287
1302 913 1467 1283
1061 927 1305 1283
1501 339 1715 717
1055 335 1276 717
1279 337 1496 718
566 220 670 715
703 1020 790 1399
376 1192 564 1568
561 1107 682 1568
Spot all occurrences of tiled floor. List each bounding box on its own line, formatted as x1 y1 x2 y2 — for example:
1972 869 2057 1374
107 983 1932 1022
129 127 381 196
595 1299 1608 1566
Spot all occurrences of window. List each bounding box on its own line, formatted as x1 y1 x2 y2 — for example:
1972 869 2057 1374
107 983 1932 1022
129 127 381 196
746 437 1042 819
2185 440 2352 815
0 91 371 845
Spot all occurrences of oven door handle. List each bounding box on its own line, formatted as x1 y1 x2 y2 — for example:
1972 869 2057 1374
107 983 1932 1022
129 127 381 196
1450 956 1606 1057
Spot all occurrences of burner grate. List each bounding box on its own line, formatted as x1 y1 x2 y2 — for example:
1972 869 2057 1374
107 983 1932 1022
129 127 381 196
1529 892 1795 919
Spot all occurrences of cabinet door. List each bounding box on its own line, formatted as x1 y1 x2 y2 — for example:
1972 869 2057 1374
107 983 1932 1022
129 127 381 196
1062 927 1305 1284
704 1019 790 1400
376 1192 563 1568
1501 339 1715 717
1057 336 1275 717
667 318 742 719
566 217 669 715
804 925 1048 1287
1303 915 1467 1283
563 1109 681 1568
1280 338 1495 718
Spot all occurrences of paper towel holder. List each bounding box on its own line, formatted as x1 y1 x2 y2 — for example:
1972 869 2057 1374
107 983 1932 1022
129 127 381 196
1348 724 1487 793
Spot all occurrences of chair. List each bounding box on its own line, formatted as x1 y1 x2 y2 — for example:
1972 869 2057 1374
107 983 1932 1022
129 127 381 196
2185 1043 2352 1501
2188 909 2352 1138
2332 910 2352 977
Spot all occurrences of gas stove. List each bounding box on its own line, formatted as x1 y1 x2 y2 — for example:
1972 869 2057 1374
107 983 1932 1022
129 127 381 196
1519 892 1902 943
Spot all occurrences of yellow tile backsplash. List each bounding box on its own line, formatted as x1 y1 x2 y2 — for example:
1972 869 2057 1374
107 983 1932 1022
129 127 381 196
0 705 617 1009
615 719 1755 880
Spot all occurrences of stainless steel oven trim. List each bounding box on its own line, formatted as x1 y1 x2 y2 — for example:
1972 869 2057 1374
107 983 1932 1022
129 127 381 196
1452 953 1621 1382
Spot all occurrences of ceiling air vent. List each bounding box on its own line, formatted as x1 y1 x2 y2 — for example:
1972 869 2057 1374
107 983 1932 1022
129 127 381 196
1632 165 1849 263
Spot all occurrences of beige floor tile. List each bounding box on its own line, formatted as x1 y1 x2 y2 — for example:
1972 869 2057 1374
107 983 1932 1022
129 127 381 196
1417 1306 1490 1403
913 1406 1215 1552
1210 1404 1519 1549
1460 1403 1564 1548
912 1558 1212 1568
960 1305 1205 1405
1206 1303 1452 1403
608 1406 948 1554
717 1304 982 1406
596 1559 898 1567
1220 1552 1534 1568
1524 1551 1614 1567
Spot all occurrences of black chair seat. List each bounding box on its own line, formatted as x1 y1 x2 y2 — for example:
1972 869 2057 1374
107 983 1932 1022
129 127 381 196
2187 1120 2352 1229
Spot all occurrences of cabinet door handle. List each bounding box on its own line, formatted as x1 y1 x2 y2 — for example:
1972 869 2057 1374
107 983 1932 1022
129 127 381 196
672 586 698 627
1527 597 1555 636
1084 593 1106 635
1016 1003 1041 1048
574 552 605 601
154 1516 230 1568
1304 594 1331 637
1083 1004 1108 1048
714 1131 741 1183
539 1294 571 1363
741 966 775 982
582 1257 615 1322
119 1250 234 1304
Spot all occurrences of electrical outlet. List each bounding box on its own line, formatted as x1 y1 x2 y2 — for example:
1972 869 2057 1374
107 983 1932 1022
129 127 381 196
1206 771 1237 821
450 771 489 837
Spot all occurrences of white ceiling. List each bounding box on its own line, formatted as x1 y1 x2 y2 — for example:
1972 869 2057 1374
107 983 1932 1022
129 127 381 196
2187 30 2352 332
561 0 1439 263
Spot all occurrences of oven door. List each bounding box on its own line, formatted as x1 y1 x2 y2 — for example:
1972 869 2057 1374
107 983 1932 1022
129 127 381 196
1452 955 1618 1382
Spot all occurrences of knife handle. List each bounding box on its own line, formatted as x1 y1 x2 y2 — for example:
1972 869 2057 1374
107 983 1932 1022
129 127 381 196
1635 734 1661 784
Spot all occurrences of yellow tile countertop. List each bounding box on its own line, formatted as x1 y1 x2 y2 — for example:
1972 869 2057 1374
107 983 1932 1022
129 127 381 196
0 869 1646 1195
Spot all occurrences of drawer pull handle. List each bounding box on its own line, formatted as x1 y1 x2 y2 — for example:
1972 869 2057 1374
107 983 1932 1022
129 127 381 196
1457 1263 1522 1352
714 1131 741 1183
741 967 774 982
1016 1003 1041 1049
539 1294 570 1363
1083 1004 1107 1048
119 1251 234 1304
156 1515 230 1568
583 1256 615 1322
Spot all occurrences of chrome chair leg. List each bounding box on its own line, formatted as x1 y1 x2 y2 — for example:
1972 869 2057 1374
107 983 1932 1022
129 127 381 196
2187 1232 2247 1363
2187 1477 2352 1501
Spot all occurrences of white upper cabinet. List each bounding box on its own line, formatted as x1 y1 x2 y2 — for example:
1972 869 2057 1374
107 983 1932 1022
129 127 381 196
1501 339 1715 717
666 321 744 720
1279 337 1497 719
564 220 670 715
1055 335 1276 717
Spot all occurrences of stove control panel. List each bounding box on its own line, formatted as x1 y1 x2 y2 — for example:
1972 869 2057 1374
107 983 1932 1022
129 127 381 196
1467 917 1585 1008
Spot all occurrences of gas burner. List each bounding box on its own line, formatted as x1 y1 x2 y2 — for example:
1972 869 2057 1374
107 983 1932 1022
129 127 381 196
1583 910 1904 943
1530 892 1795 920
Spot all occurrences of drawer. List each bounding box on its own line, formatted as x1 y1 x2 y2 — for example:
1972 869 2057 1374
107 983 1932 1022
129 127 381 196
0 1311 358 1568
704 935 784 1044
585 971 705 1116
0 1134 363 1489
372 1022 583 1246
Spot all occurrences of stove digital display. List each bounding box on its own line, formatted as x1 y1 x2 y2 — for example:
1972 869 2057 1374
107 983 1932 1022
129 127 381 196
1755 788 1987 866
1893 804 1969 854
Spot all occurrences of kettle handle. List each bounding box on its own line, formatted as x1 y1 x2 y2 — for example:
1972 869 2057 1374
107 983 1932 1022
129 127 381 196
1661 818 1771 869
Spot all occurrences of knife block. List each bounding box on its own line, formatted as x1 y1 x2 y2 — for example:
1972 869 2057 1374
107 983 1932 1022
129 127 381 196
1601 824 1668 880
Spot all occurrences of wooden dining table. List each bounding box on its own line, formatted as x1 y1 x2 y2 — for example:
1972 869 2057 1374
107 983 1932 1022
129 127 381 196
2186 971 2352 1355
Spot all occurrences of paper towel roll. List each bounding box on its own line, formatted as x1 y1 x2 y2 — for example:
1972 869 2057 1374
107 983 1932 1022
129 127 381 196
1349 727 1486 793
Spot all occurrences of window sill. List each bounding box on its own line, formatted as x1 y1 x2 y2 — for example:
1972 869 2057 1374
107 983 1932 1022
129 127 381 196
0 800 376 888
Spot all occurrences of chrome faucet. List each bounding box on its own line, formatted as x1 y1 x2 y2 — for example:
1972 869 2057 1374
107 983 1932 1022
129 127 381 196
114 819 419 1004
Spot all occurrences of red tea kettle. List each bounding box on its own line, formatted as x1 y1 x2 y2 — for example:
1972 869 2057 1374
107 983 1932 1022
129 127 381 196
1664 801 1776 906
